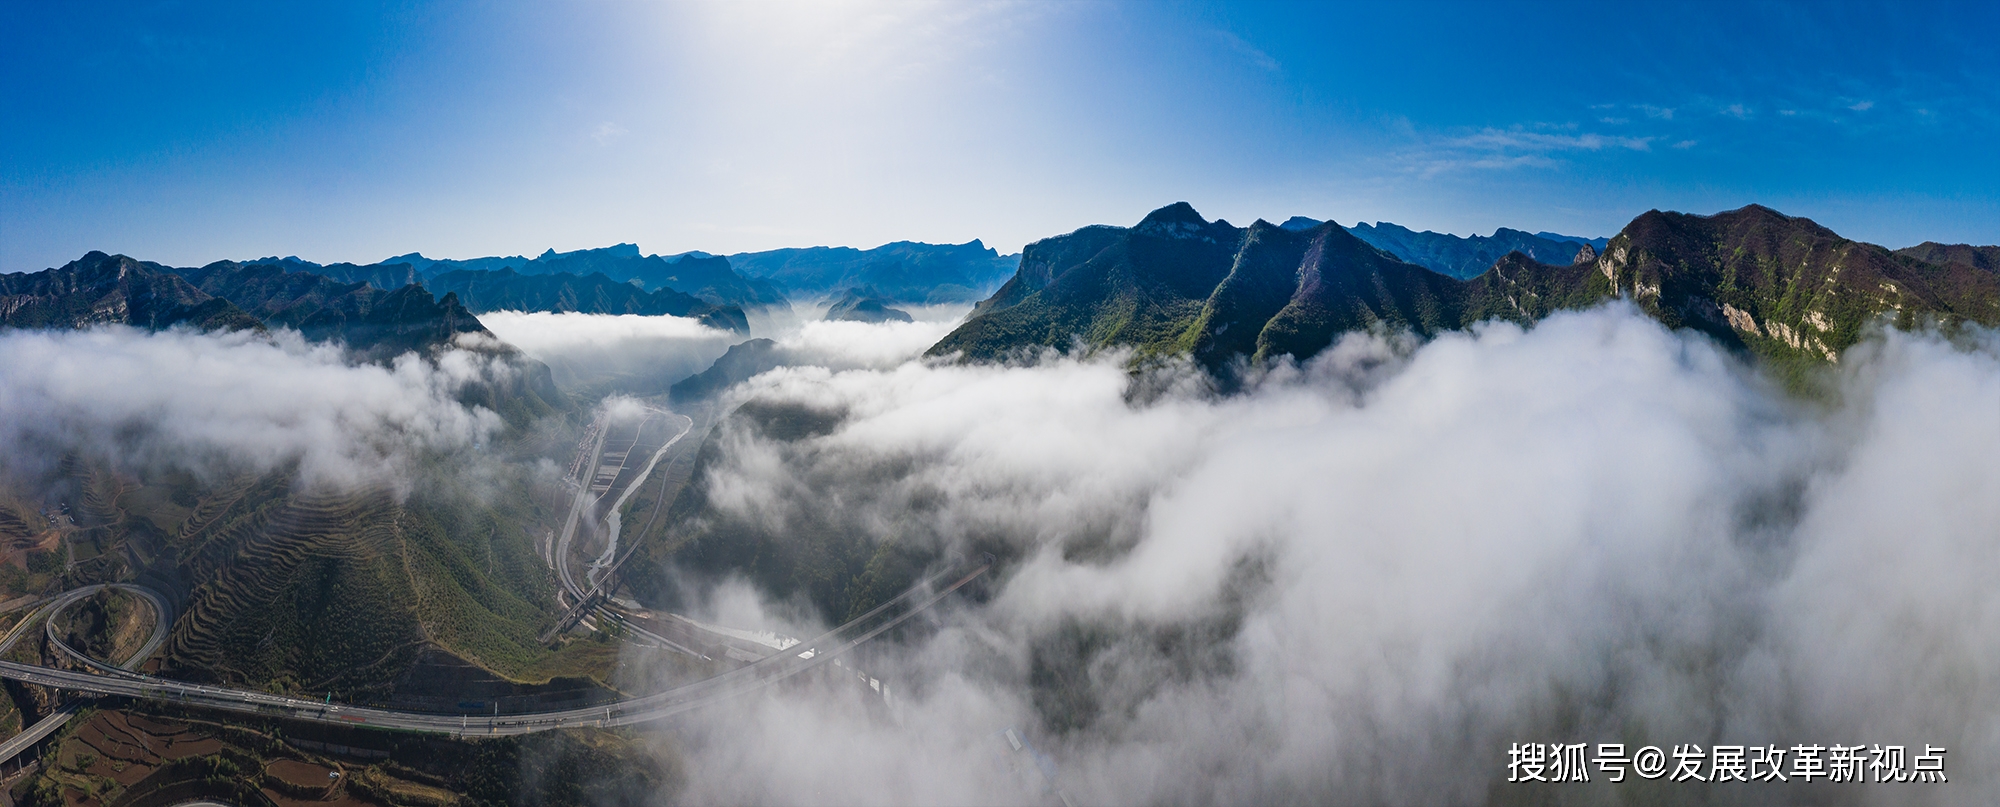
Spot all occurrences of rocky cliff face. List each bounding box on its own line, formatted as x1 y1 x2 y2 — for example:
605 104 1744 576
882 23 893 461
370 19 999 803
0 252 262 333
1594 205 2000 366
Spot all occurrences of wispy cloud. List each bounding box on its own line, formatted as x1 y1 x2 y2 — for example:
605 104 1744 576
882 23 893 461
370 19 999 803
1849 100 1875 111
1213 29 1280 72
1448 129 1654 152
1402 125 1658 177
591 121 629 145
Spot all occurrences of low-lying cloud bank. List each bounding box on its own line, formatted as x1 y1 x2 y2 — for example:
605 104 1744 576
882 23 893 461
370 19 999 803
478 311 739 392
647 303 2000 805
0 326 507 490
481 304 969 393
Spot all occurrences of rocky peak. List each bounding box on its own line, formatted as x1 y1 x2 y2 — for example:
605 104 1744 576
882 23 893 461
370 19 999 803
1135 202 1222 239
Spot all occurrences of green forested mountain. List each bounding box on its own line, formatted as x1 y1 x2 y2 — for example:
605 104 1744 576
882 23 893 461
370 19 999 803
1598 205 2000 368
0 252 261 333
928 203 2000 373
927 203 1484 369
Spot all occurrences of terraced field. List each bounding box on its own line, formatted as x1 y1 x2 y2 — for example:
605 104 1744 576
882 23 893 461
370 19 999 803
158 470 598 702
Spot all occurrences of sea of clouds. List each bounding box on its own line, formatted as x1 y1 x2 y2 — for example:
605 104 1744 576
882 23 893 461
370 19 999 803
635 303 2000 806
5 301 1995 805
0 326 509 492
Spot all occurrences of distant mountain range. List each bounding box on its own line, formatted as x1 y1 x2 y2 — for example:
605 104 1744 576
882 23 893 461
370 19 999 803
0 252 561 424
423 268 749 333
169 259 495 361
723 240 1019 304
0 252 502 364
260 246 787 314
928 203 2000 378
1278 217 1604 279
239 240 1022 313
12 207 1995 397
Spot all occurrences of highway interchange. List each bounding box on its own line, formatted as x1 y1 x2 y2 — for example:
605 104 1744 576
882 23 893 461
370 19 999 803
0 407 989 741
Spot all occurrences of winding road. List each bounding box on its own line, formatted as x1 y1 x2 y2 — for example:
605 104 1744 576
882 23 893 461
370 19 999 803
0 561 985 737
0 583 172 767
0 404 983 754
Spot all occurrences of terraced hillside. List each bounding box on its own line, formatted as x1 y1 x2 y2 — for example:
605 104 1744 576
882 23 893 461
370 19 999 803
158 469 600 702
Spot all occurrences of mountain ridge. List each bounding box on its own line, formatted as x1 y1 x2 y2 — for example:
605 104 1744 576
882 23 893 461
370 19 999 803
424 267 750 333
0 252 263 333
927 202 2000 377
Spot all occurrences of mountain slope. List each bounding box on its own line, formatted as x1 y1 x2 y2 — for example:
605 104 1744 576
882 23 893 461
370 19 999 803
170 260 493 361
1243 222 1479 364
928 203 1244 363
0 252 261 333
1894 242 2000 274
165 258 565 426
823 288 913 323
1596 205 2000 366
928 203 2000 373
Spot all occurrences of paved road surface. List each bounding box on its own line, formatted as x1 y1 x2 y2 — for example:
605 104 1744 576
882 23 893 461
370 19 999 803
0 562 986 737
0 584 171 766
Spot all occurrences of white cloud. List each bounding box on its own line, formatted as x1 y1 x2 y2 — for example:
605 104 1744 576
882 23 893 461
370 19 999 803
479 311 739 391
769 303 971 370
591 121 629 144
642 305 2000 803
1405 126 1655 178
0 326 505 491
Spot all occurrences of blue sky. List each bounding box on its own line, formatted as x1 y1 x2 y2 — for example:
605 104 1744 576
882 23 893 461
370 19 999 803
3 0 1997 272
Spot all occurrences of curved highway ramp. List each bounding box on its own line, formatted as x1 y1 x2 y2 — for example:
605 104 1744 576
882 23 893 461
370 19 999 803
0 561 987 739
